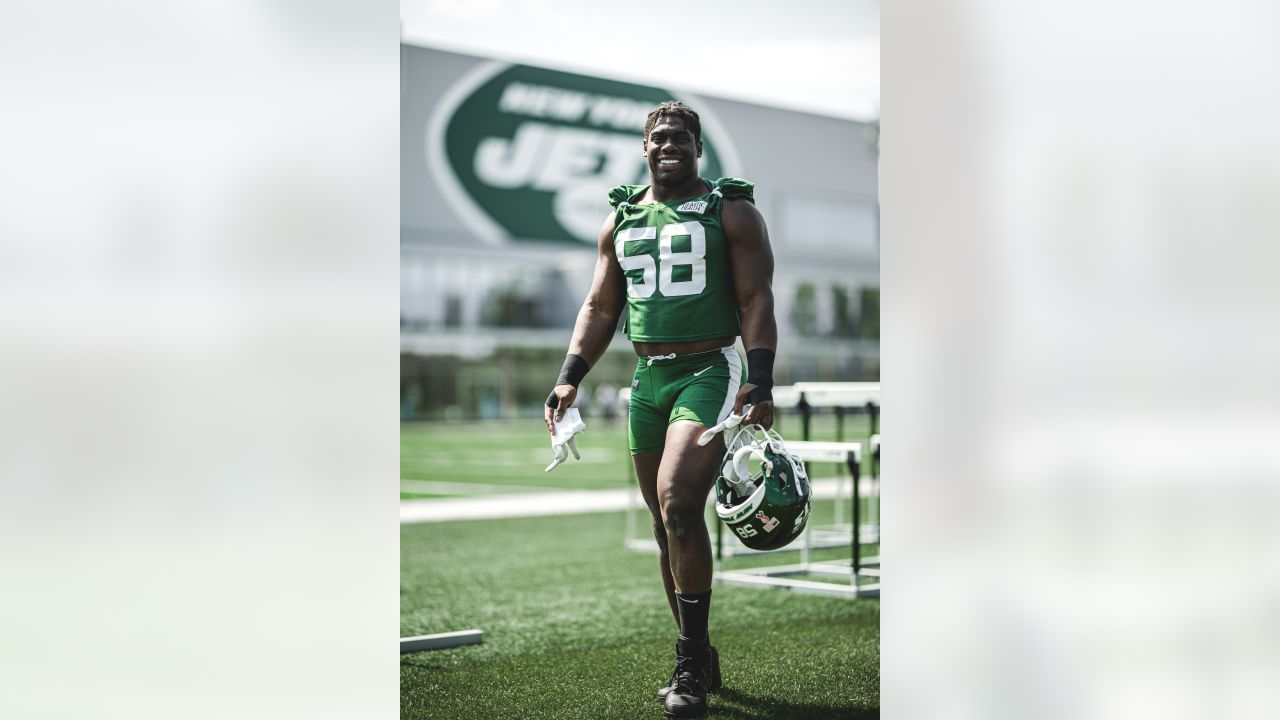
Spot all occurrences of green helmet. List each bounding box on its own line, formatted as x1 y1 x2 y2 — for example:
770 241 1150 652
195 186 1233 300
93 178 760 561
714 426 811 551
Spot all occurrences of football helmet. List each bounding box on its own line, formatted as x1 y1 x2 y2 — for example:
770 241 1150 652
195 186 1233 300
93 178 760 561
713 425 811 551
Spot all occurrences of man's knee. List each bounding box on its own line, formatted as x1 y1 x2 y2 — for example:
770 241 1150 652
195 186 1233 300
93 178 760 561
660 490 704 542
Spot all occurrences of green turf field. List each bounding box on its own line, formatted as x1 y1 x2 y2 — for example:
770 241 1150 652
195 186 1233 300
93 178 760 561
400 418 633 497
401 413 877 499
401 510 879 719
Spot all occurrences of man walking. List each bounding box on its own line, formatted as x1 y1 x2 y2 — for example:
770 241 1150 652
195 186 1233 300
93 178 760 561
545 101 777 718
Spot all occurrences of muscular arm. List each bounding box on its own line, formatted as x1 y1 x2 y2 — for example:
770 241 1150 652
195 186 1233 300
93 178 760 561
567 213 627 365
545 213 625 431
723 198 778 427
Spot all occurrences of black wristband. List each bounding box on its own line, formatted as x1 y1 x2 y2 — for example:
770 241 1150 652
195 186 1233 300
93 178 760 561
555 354 590 389
746 348 775 390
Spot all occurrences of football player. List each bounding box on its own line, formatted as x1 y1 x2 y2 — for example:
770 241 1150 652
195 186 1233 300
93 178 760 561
544 101 777 718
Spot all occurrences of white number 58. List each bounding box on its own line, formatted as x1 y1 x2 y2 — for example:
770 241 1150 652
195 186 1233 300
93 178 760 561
615 222 706 298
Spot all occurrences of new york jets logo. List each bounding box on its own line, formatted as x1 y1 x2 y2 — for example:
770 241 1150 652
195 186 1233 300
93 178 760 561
428 63 741 245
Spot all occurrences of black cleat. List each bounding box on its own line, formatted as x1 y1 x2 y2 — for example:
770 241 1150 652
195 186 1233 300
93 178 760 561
656 642 720 701
662 636 718 717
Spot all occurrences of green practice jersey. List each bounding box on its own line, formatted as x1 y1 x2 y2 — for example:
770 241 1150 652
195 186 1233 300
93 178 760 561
608 177 754 343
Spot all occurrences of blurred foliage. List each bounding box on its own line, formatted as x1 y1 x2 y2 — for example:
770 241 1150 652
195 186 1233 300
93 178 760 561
791 282 818 337
480 283 541 328
403 282 880 420
858 287 879 340
832 286 855 338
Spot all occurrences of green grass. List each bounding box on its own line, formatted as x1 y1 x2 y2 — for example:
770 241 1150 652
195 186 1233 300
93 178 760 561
401 511 879 719
400 414 878 499
400 419 634 497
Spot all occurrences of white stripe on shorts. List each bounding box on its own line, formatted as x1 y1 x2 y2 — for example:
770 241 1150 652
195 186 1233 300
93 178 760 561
717 347 742 424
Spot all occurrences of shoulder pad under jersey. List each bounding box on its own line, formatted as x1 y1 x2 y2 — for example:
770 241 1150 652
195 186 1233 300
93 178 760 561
608 184 649 208
710 177 755 205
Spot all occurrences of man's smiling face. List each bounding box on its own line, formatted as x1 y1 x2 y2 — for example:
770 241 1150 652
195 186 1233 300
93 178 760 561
644 114 702 188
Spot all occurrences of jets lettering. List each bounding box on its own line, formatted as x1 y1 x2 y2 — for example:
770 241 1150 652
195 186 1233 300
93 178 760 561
475 122 644 190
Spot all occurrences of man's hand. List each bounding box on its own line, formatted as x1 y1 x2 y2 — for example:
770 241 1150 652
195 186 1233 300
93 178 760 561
734 384 774 430
544 384 578 434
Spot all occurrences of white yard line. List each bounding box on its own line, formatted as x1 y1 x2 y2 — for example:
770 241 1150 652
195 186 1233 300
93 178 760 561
400 489 633 523
399 479 570 495
400 447 618 466
400 478 877 524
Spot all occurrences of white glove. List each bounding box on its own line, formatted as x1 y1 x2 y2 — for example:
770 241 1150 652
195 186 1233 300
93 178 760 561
697 404 752 446
545 408 587 472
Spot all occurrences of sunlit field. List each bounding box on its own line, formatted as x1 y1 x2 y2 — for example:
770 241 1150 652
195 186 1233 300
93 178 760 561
400 414 880 718
401 510 879 720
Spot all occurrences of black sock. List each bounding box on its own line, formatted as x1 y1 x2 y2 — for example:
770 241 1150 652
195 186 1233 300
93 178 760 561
675 590 712 642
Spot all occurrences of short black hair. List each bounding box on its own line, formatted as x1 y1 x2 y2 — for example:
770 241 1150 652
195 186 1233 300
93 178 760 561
644 101 701 145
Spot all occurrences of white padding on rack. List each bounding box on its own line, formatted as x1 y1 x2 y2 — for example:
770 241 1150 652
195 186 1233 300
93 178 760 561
786 441 862 464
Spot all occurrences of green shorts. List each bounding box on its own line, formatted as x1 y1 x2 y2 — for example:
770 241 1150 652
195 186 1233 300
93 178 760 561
628 346 744 455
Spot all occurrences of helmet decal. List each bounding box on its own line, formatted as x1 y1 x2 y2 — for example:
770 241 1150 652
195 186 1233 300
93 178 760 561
754 511 780 532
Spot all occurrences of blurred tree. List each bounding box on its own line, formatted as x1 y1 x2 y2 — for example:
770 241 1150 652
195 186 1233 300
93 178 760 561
831 285 855 338
858 287 880 340
790 283 818 337
481 283 537 327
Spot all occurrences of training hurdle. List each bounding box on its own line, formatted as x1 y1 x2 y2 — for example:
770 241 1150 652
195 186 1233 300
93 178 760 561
400 629 484 654
713 439 879 599
742 382 879 557
715 382 881 598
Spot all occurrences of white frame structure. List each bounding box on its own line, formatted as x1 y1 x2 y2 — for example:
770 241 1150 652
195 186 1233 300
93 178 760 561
400 629 484 654
714 440 879 599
